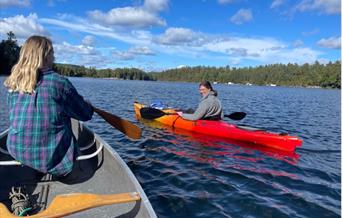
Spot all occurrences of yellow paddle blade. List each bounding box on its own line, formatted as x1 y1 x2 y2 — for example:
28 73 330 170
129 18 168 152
0 192 140 218
93 107 142 139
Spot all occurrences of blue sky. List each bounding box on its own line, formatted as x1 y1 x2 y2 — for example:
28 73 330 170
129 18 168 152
0 0 340 71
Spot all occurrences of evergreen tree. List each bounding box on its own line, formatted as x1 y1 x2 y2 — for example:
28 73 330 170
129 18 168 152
0 32 20 75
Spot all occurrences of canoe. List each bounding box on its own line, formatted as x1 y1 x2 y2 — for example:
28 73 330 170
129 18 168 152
0 119 156 217
134 102 302 152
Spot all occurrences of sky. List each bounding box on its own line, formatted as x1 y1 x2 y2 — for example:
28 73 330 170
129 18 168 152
0 0 340 71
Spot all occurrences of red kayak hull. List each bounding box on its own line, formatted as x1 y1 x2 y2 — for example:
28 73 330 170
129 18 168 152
134 102 302 152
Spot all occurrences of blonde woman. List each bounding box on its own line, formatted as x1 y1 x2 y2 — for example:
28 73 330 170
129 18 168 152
4 35 93 177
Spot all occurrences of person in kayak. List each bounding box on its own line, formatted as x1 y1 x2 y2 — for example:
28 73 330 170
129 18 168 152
3 35 94 177
177 81 223 121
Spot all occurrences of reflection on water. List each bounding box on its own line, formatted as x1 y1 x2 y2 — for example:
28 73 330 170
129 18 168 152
138 118 300 178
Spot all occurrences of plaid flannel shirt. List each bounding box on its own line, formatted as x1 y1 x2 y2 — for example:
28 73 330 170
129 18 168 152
6 70 93 176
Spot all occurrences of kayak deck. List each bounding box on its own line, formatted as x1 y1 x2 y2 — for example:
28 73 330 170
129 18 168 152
134 102 302 152
0 119 156 217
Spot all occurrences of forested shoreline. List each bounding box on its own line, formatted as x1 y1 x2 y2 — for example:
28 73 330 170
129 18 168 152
1 32 340 88
150 62 341 88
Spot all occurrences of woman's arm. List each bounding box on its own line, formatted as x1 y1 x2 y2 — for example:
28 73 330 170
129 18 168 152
63 80 94 121
181 102 208 121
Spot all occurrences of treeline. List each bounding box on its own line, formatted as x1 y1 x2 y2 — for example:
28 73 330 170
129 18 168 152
53 63 152 80
150 61 341 88
0 32 340 88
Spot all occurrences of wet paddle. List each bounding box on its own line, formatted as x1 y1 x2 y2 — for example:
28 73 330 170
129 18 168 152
93 106 142 139
140 107 246 121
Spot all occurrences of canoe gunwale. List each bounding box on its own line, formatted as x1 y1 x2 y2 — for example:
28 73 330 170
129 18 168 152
0 130 102 165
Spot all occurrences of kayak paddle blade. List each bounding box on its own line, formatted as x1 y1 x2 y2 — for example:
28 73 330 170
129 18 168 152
224 112 246 120
140 107 167 119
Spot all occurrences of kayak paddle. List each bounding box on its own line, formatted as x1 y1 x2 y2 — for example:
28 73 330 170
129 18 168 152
93 106 142 139
140 107 246 121
223 112 246 120
140 107 177 119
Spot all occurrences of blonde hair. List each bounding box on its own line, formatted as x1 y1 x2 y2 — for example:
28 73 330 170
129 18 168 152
4 35 54 93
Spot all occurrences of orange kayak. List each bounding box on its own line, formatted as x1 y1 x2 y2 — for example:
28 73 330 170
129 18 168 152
134 102 302 152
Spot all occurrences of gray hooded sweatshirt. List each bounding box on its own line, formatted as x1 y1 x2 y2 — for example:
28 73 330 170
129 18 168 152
181 91 223 121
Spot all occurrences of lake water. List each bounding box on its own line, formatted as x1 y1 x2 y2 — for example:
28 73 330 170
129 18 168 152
0 77 340 217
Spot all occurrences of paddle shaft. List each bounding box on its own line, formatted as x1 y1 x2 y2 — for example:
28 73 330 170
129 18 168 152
173 109 246 120
140 107 246 121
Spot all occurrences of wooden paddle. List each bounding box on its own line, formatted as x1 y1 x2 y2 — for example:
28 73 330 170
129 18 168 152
140 107 246 121
93 106 141 139
0 192 140 218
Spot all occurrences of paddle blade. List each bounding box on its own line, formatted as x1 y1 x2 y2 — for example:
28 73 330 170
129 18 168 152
140 107 166 119
93 107 141 139
0 192 140 218
224 112 246 120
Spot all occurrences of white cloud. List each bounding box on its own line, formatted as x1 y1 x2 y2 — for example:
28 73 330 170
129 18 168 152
55 26 326 67
54 41 111 67
129 46 155 55
230 9 253 25
40 14 326 67
87 1 167 29
317 36 341 49
151 28 322 66
131 30 153 41
201 36 321 64
271 48 322 64
40 17 146 44
82 35 95 46
270 0 285 9
143 0 168 12
0 0 30 8
293 39 304 47
15 8 324 68
112 46 155 61
55 42 97 55
0 13 48 39
227 47 321 65
155 27 197 45
294 0 341 15
112 50 135 61
203 37 285 57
